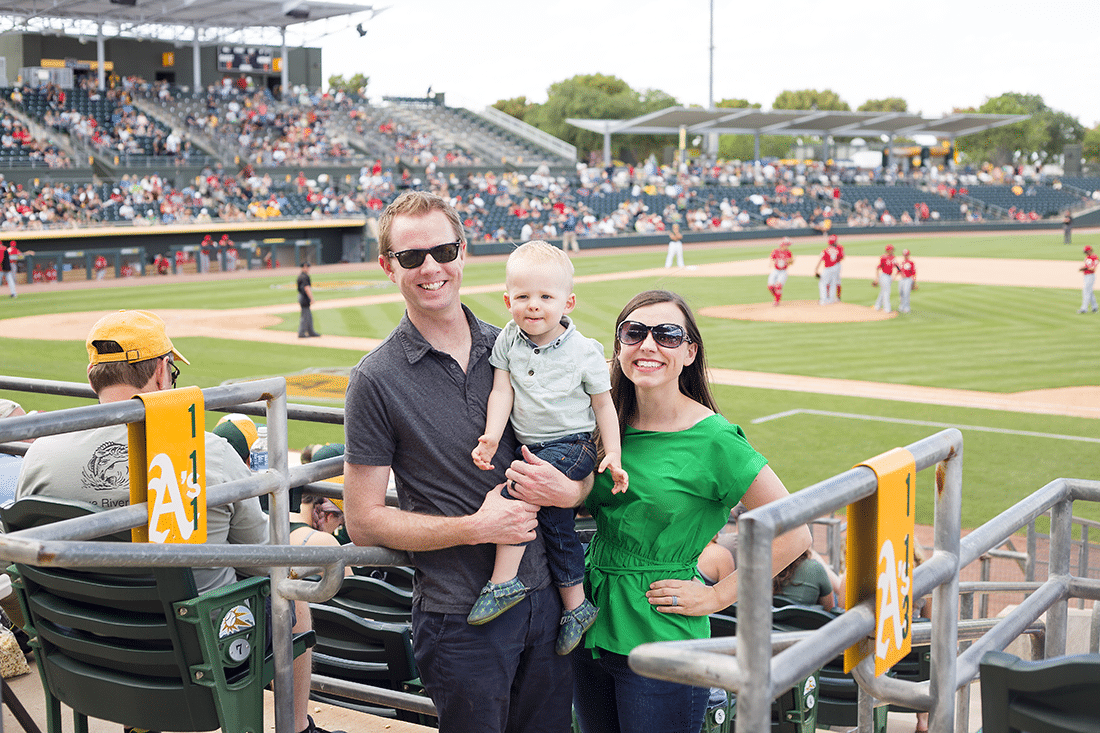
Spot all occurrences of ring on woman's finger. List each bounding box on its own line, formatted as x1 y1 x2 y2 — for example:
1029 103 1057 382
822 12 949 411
671 595 678 607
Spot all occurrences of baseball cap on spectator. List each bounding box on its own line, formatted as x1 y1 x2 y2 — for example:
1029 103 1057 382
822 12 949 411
311 443 346 510
0 399 23 419
311 443 345 463
86 310 190 366
214 413 258 463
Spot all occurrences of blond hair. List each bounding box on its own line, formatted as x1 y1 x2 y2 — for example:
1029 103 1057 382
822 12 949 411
506 240 574 291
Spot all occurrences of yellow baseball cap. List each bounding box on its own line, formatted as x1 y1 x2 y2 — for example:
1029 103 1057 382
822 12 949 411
86 310 190 366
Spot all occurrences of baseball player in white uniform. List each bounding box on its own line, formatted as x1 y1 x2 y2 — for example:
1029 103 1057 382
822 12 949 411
814 235 842 304
873 244 898 312
1079 245 1098 314
898 249 917 314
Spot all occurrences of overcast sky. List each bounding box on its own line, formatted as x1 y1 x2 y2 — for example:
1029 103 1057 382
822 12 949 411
316 0 1100 128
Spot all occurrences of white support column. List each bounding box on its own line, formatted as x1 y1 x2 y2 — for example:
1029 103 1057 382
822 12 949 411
280 28 289 97
96 24 105 90
192 28 201 94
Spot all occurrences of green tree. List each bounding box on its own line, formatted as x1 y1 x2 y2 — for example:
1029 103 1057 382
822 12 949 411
858 97 908 113
492 96 537 122
522 74 679 162
1083 126 1100 164
773 89 850 111
714 98 792 161
961 92 1084 167
327 73 369 96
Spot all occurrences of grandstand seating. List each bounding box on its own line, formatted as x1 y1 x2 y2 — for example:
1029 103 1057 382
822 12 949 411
0 495 314 733
963 185 1085 217
979 650 1100 733
307 604 429 724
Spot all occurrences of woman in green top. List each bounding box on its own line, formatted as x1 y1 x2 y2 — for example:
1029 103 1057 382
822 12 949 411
573 290 811 733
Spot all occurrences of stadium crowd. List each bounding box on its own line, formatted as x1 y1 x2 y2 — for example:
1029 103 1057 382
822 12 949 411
0 75 1092 240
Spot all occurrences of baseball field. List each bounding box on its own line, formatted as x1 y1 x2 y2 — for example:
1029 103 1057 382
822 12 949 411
2 228 1097 532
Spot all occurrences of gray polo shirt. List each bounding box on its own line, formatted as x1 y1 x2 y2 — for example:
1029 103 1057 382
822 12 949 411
490 317 610 445
344 305 550 614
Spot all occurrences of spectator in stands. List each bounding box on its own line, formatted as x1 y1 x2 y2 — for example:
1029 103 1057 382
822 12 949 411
288 493 352 577
697 535 735 586
573 290 811 733
15 310 338 733
343 191 582 733
773 549 836 608
0 398 32 504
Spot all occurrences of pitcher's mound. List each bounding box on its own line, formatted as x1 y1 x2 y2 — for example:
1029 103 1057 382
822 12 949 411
700 300 897 323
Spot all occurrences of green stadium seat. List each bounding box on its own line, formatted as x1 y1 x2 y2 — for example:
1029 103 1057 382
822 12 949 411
0 496 314 733
979 650 1100 733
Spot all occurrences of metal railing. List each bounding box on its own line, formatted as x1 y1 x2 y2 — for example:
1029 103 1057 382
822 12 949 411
628 428 1100 733
0 376 417 733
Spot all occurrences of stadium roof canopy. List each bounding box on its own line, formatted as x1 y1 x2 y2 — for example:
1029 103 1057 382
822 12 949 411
567 107 1028 140
0 0 375 46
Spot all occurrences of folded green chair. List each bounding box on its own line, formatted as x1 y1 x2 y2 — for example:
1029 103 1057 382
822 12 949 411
1 496 314 733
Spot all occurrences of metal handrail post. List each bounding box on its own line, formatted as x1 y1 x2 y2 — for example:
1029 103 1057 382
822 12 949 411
265 383 296 733
930 440 961 733
1046 497 1072 657
733 509 773 732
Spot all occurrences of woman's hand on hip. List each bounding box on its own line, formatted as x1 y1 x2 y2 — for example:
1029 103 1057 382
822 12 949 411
646 578 723 616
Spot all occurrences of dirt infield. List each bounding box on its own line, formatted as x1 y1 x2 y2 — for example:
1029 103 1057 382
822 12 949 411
3 256 1097 419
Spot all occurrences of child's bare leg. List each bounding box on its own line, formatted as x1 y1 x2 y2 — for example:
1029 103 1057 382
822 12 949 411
490 544 526 584
559 582 584 612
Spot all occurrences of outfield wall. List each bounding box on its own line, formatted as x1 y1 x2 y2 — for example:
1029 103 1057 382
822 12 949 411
2 216 1068 265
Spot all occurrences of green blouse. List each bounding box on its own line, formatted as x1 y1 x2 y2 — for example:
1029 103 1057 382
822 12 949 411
584 413 768 656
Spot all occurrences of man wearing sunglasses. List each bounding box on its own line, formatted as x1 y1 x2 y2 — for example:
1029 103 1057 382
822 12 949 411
343 192 589 733
17 310 337 733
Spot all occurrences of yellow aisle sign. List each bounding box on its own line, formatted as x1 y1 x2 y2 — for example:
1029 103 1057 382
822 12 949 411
128 387 207 544
844 447 916 676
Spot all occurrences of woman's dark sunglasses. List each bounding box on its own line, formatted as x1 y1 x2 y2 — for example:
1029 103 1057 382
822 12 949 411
388 241 461 269
616 320 691 348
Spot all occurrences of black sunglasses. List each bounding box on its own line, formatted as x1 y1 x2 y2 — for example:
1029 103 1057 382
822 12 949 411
166 358 180 388
387 241 461 269
616 320 692 349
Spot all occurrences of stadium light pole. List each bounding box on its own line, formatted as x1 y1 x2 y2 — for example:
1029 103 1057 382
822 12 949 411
707 0 717 163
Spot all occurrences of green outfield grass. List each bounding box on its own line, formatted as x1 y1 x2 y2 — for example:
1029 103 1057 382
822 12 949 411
2 229 1097 529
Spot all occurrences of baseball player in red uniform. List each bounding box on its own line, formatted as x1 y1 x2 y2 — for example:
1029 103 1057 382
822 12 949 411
898 249 917 314
814 236 842 304
767 237 795 306
873 244 898 312
1079 245 1098 314
94 254 108 280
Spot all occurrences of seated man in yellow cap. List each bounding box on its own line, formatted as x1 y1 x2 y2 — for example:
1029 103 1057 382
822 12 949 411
16 310 337 733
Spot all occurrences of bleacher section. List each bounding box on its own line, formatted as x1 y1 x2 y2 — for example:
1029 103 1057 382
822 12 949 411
962 184 1084 218
840 185 965 222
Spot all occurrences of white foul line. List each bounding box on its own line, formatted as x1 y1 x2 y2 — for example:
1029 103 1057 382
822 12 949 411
751 409 1100 444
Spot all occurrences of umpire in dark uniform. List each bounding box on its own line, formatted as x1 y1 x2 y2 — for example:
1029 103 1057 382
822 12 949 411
297 261 320 338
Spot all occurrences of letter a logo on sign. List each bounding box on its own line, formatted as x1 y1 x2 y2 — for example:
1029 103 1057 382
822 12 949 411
128 387 207 544
844 447 916 676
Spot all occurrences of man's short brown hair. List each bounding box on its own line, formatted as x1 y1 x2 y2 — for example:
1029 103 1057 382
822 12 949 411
88 352 161 393
377 191 465 259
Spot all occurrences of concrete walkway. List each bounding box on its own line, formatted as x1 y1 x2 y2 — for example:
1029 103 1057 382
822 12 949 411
1 655 984 733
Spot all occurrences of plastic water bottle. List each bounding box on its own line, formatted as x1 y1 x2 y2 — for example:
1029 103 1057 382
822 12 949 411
249 426 268 471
